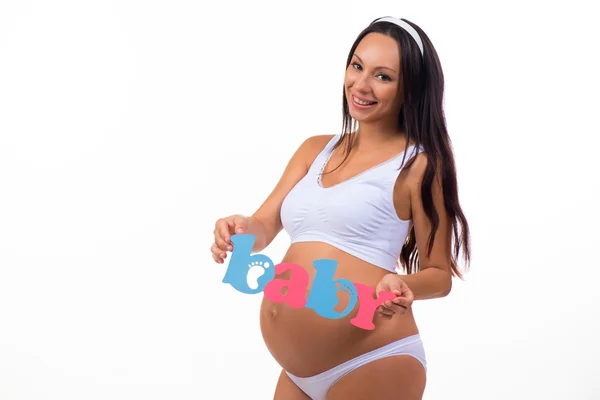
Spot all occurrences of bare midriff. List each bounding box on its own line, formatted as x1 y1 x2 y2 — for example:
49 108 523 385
259 241 419 378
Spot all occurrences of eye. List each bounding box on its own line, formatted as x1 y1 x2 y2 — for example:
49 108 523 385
377 74 392 82
351 62 362 70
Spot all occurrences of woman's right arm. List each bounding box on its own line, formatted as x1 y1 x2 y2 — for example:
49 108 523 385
211 134 334 263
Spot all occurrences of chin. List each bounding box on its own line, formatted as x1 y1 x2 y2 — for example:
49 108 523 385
349 113 377 124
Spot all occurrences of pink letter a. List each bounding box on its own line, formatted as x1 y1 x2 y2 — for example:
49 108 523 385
263 263 309 308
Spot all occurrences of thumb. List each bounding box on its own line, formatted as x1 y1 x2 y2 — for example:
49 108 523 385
386 281 404 297
375 278 387 293
391 286 405 297
233 215 249 234
375 281 391 298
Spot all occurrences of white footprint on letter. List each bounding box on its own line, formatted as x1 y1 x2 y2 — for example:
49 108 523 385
247 260 271 290
337 281 357 297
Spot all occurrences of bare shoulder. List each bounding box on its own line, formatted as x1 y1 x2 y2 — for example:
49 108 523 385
405 151 449 210
296 134 336 167
405 152 448 203
405 152 430 187
305 133 336 146
301 134 336 154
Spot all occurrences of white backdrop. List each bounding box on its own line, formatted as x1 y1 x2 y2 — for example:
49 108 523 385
1 0 599 399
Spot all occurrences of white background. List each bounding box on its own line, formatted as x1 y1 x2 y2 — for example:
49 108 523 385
1 0 599 399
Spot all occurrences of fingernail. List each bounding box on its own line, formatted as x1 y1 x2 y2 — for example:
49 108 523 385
236 228 244 233
226 246 232 251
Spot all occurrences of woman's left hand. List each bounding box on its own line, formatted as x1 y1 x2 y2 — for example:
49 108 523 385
375 273 414 318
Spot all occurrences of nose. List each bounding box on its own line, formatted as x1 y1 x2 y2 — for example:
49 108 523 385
353 73 371 93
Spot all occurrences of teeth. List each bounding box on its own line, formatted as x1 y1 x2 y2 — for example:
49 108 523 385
353 95 375 106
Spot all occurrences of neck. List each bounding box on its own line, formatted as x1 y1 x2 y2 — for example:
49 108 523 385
353 121 406 150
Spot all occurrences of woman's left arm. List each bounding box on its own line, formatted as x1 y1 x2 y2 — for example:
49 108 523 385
396 154 453 300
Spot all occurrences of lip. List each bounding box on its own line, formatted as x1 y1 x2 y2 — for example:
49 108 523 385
350 93 377 109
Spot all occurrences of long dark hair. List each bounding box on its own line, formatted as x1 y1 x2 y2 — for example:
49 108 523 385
325 17 471 279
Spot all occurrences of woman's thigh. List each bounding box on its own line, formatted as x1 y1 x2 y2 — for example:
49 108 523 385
326 355 427 400
273 369 311 400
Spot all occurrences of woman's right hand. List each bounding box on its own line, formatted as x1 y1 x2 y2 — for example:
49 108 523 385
211 214 250 264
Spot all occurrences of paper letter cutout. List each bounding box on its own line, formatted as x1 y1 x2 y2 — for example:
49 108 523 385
221 234 275 294
350 283 397 330
219 234 404 331
305 258 358 319
263 263 309 308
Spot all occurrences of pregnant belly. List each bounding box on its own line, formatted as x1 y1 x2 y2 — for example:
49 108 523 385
258 242 418 377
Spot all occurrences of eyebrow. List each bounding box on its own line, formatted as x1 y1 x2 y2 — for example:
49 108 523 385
353 54 397 74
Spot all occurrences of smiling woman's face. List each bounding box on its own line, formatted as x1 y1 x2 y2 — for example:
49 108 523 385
344 32 404 124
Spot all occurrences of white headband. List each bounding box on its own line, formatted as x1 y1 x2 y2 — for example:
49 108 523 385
373 17 424 57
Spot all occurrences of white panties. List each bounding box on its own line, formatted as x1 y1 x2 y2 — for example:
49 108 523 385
285 333 427 400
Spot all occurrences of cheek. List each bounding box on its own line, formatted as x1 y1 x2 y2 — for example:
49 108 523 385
377 86 400 105
344 69 357 88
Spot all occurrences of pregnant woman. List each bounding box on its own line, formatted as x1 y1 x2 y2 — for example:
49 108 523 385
211 17 471 400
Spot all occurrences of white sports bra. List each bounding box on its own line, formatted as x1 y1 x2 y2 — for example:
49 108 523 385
280 134 424 272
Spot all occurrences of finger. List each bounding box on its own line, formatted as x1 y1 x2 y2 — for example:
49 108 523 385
379 306 395 314
211 242 228 260
216 219 233 244
381 299 407 313
377 306 395 317
212 252 224 264
383 299 407 311
390 304 408 314
213 233 230 252
375 287 396 299
391 297 411 310
214 224 233 250
390 287 409 297
391 285 414 302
